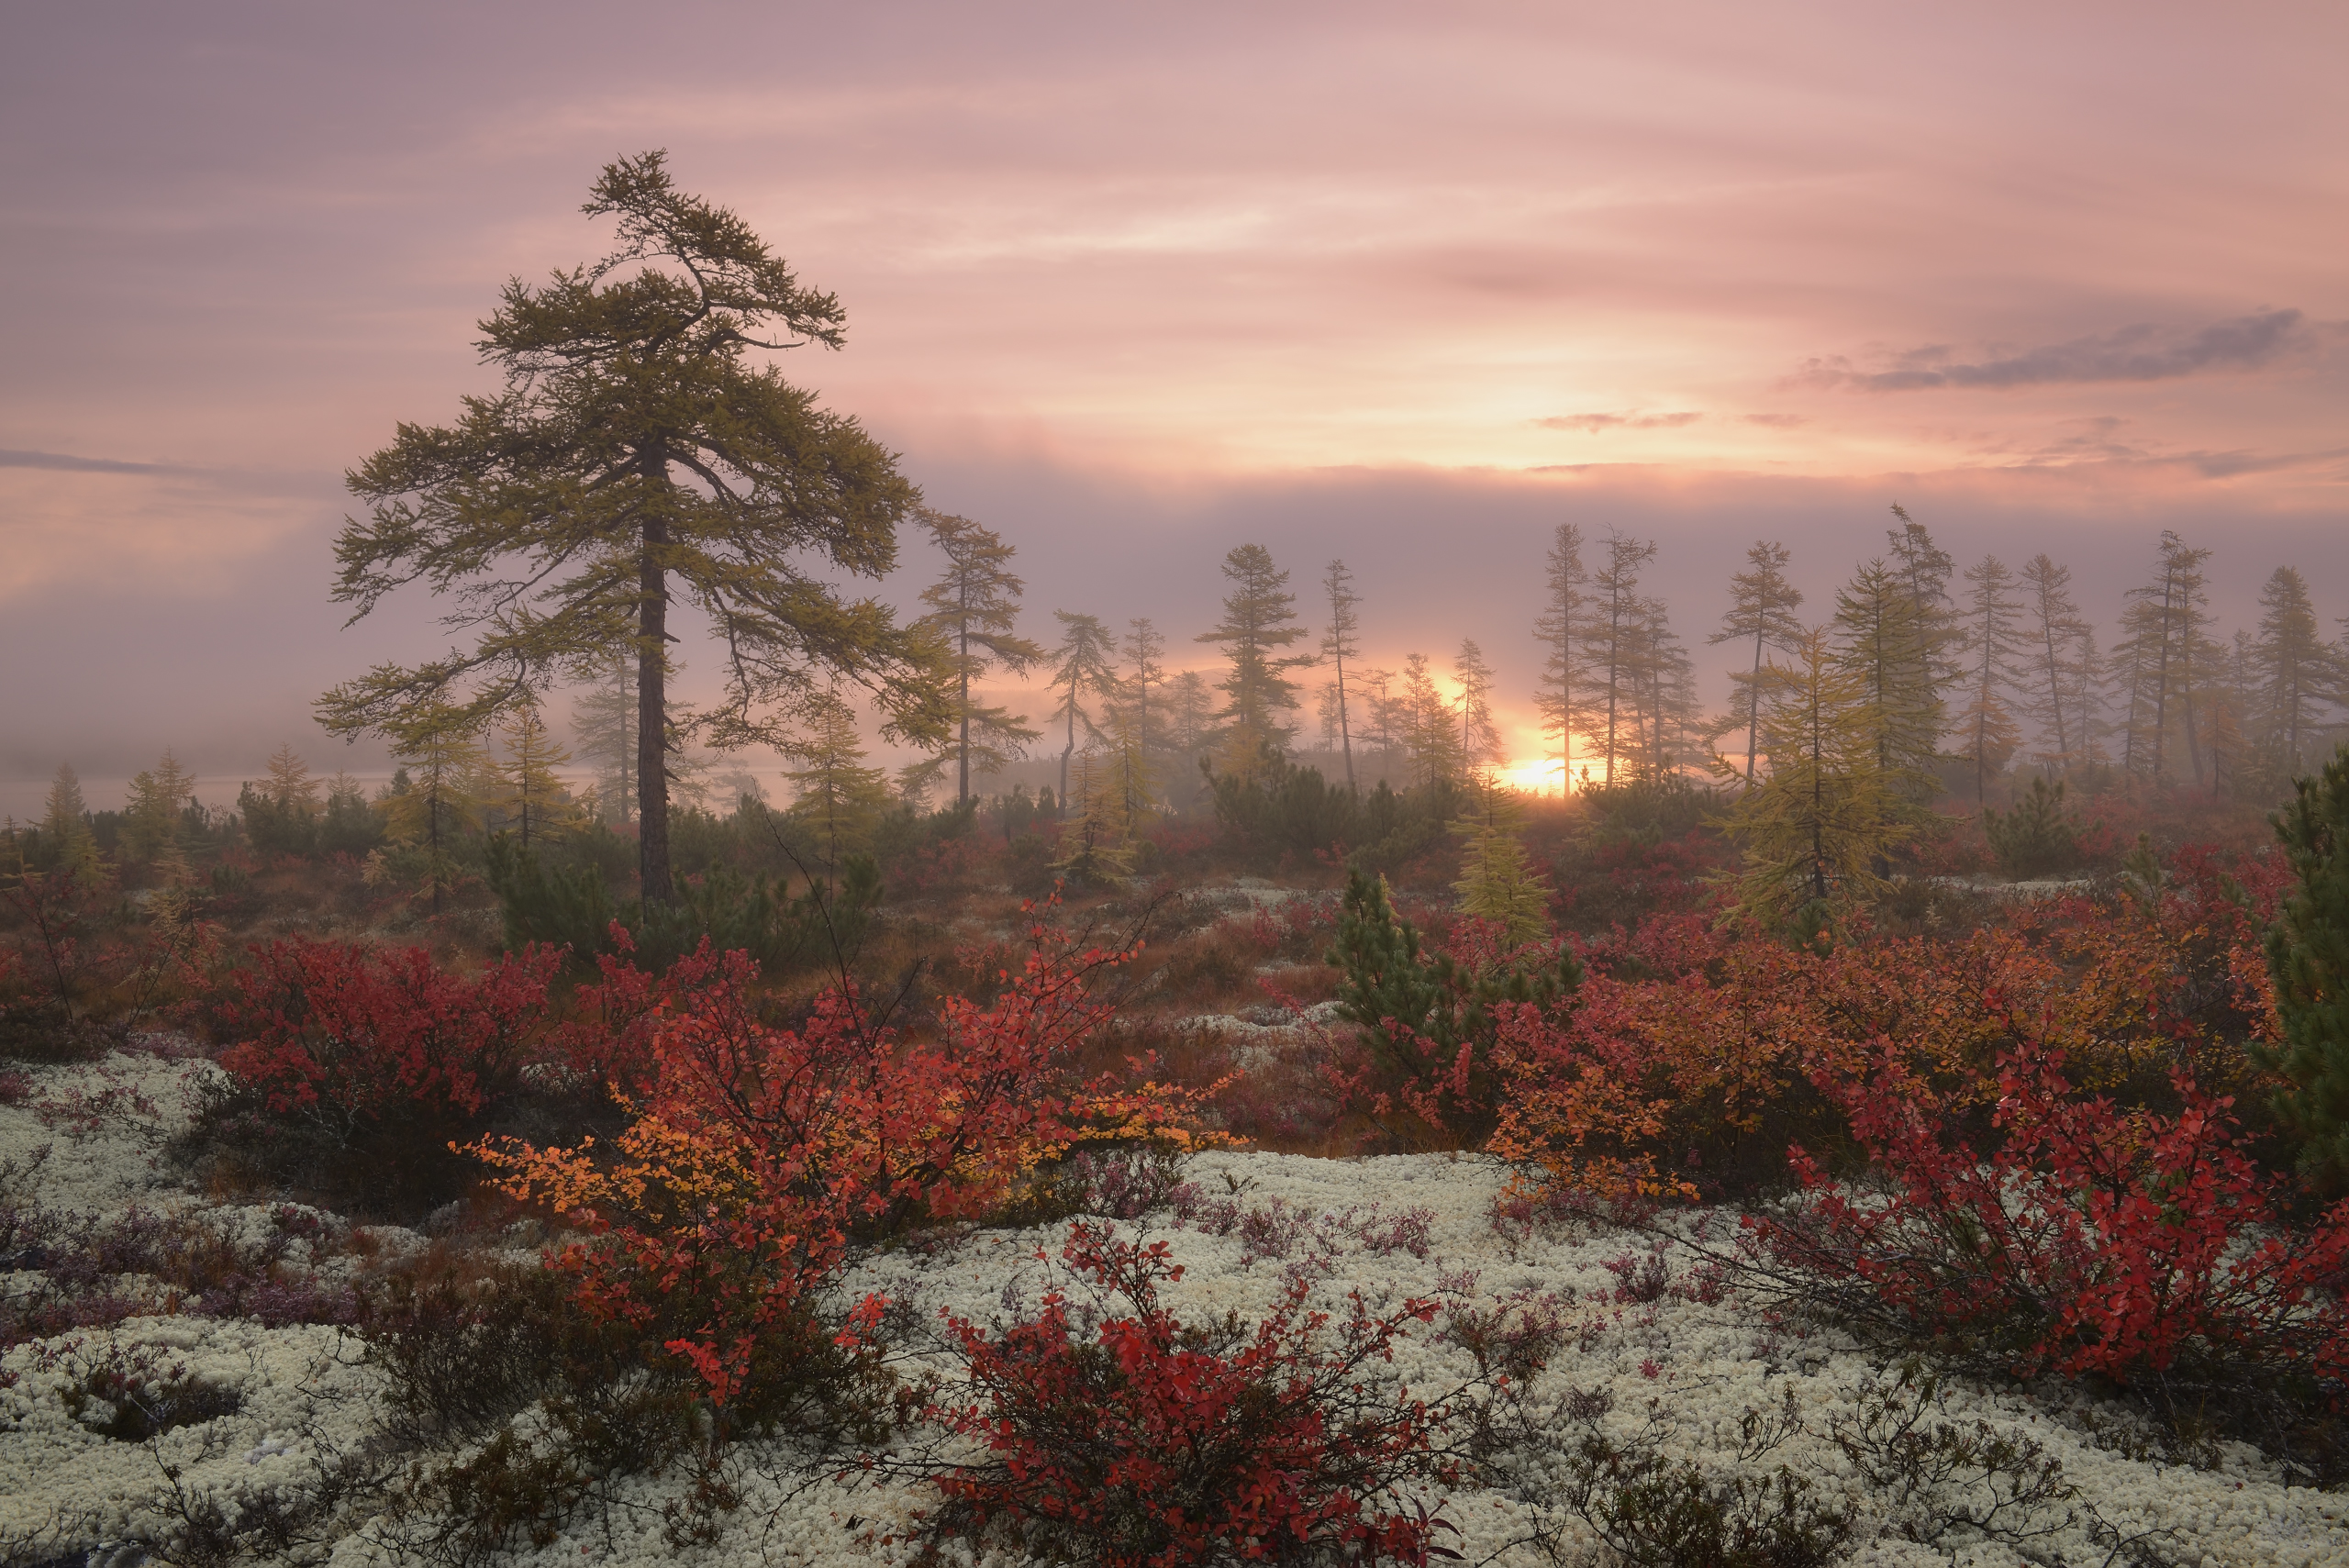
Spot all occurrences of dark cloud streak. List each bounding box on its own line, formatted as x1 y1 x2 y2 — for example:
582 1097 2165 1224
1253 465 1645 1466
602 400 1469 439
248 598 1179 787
0 449 190 475
1806 308 2313 392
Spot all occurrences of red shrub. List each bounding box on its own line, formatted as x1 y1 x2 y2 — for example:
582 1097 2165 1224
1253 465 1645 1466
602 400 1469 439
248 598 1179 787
1752 1031 2349 1390
479 904 1220 1408
215 938 563 1132
926 1220 1465 1567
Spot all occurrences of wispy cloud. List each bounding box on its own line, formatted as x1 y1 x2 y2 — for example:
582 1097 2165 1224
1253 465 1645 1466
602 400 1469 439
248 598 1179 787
1799 309 2313 393
0 448 191 475
1536 411 1704 432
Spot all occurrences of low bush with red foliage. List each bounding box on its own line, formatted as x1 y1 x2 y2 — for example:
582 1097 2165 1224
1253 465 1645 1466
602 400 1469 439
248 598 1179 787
1483 839 2299 1200
1732 1031 2349 1477
213 937 566 1138
1 865 219 1055
476 901 1222 1411
920 1219 1472 1567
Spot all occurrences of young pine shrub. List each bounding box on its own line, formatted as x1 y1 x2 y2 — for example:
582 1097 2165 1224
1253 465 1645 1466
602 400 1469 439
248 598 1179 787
1982 775 2082 881
1325 868 1581 1146
2256 740 2349 1191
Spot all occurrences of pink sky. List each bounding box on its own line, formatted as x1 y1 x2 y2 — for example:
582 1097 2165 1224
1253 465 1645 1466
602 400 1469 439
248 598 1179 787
4 2 2344 806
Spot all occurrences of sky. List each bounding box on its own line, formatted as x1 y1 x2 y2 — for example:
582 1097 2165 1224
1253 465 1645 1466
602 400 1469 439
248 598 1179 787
3 1 2345 811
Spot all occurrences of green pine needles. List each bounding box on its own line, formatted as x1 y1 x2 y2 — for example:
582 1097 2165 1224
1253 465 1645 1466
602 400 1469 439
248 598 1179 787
2256 742 2349 1191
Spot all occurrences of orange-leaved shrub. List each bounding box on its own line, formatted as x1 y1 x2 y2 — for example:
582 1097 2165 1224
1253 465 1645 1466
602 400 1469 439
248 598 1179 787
1483 844 2296 1201
475 904 1222 1408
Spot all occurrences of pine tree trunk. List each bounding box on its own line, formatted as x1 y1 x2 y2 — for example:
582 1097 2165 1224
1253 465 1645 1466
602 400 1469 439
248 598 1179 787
639 508 674 904
1745 630 1764 783
1337 656 1354 792
957 579 972 806
1060 696 1074 818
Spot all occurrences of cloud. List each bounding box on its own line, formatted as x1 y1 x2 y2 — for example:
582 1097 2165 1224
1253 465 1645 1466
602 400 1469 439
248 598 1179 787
1741 413 1808 428
1800 309 2314 393
0 448 191 475
1536 411 1704 432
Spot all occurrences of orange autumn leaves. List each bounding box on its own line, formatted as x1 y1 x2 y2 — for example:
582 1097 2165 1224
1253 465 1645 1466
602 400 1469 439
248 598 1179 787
472 909 1225 1407
1482 854 2292 1202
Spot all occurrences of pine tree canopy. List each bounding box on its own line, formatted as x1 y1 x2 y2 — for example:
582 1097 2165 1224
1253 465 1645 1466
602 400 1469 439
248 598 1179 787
916 509 1042 803
1197 543 1314 780
2257 741 2349 1190
317 150 950 901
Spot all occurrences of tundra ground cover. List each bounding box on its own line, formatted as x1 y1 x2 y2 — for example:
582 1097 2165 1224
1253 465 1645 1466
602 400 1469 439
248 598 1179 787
4 785 2348 1566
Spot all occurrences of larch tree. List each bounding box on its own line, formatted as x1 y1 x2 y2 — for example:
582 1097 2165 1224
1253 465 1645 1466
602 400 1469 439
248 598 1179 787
915 509 1043 805
495 701 584 848
1720 626 1906 926
784 691 892 880
262 745 322 821
40 763 99 877
240 744 324 857
1532 522 1586 798
1394 653 1464 787
1196 543 1315 783
318 150 949 904
1122 618 1169 754
1954 554 2026 804
375 701 486 915
2119 530 2214 787
1576 531 1659 785
2255 565 2330 775
1045 611 1120 813
1053 751 1139 883
122 751 196 864
1633 595 1700 778
1320 559 1363 790
1165 670 1214 757
1450 780 1550 944
570 651 640 826
1831 560 1943 811
1886 503 1960 695
1709 539 1805 785
1355 666 1397 762
2019 553 2091 773
1453 639 1501 772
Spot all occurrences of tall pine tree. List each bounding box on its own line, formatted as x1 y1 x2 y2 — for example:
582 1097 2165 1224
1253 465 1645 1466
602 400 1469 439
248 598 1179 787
1197 543 1314 783
1575 531 1658 785
1046 611 1120 813
320 151 949 903
916 509 1043 804
1321 559 1364 790
1709 539 1806 785
1532 522 1586 796
1954 554 2026 804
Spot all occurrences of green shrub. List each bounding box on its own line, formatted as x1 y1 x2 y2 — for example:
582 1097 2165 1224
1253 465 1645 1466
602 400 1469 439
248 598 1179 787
1982 777 2080 880
1326 867 1579 1141
2256 741 2349 1190
484 836 877 973
1580 773 1712 848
